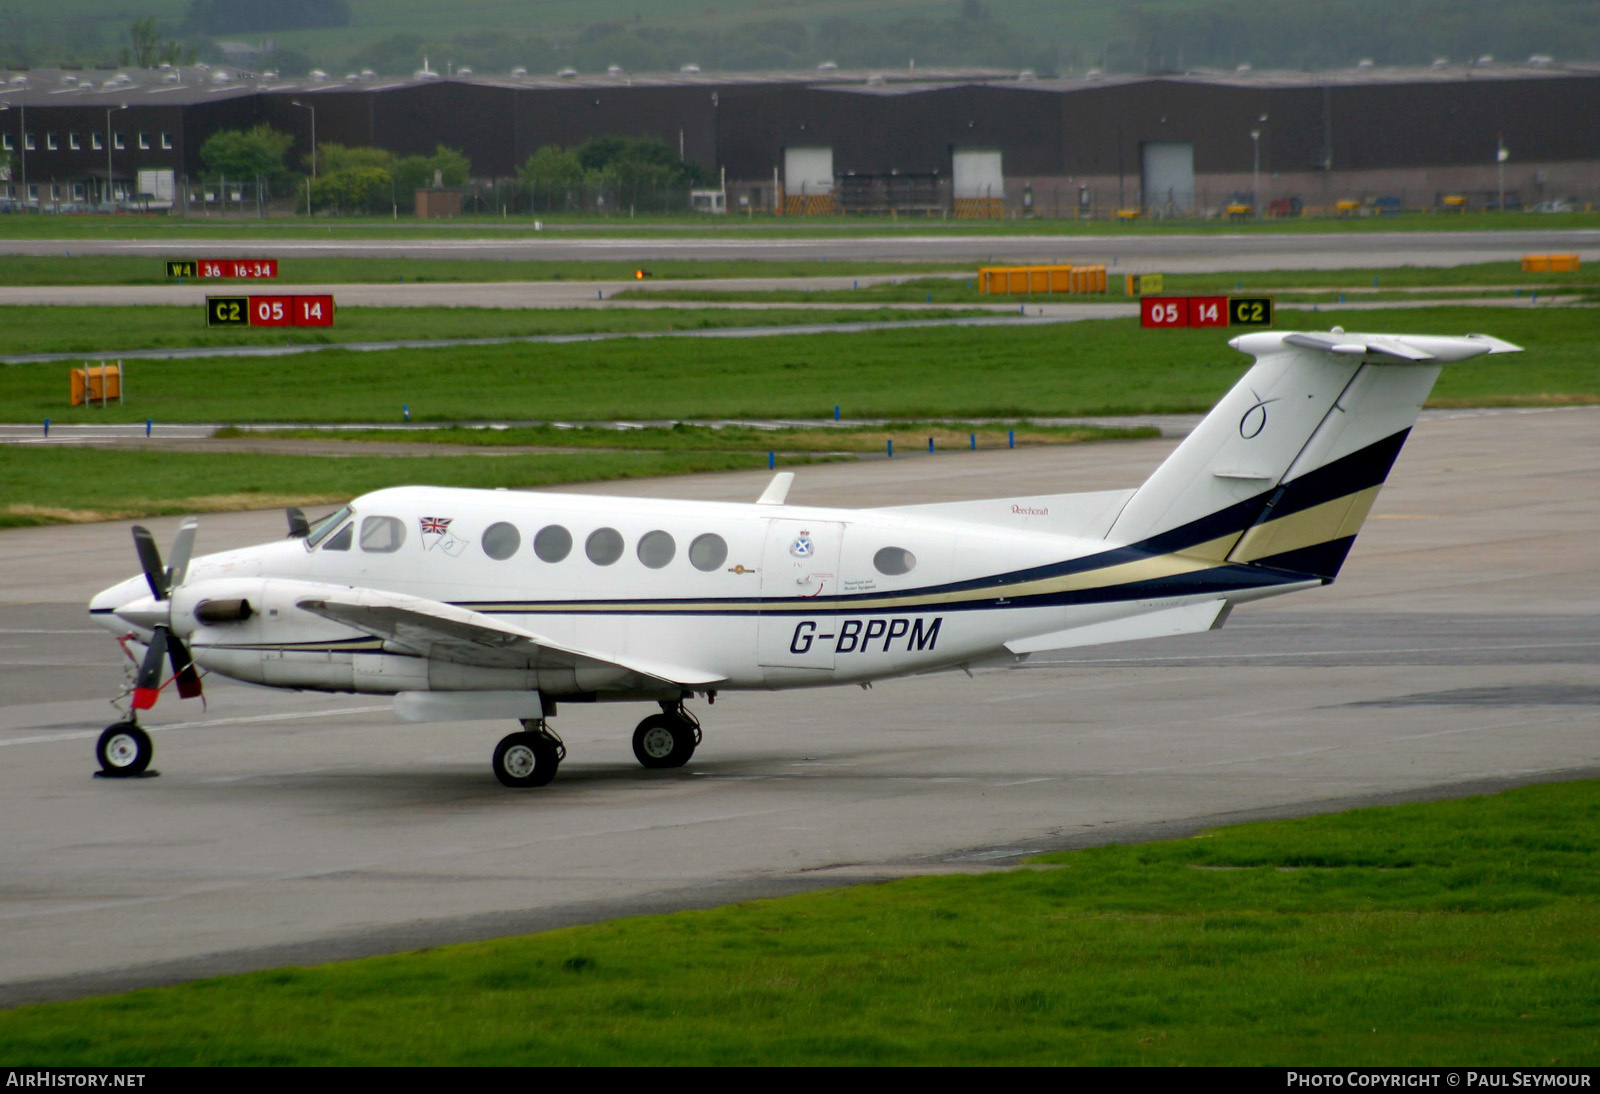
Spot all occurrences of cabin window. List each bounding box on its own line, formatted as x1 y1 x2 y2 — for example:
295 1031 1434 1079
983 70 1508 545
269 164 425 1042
637 530 675 569
585 527 624 566
533 524 572 563
322 523 353 551
482 522 520 561
688 533 728 572
873 546 917 576
359 515 406 553
307 506 353 547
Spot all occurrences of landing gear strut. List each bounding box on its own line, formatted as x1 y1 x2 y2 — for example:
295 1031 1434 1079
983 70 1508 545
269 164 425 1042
492 718 565 789
632 701 701 770
96 721 153 777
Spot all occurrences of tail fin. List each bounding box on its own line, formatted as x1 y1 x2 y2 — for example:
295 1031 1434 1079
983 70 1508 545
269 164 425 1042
1106 329 1520 580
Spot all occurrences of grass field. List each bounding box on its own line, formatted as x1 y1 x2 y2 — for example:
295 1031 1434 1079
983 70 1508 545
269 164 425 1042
0 304 996 357
1 423 1150 526
0 448 800 528
3 306 1592 427
619 261 1600 305
0 210 1593 240
0 256 969 288
1 778 1595 1065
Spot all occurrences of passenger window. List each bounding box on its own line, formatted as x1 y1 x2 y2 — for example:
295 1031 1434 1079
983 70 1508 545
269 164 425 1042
873 546 916 576
359 515 406 553
533 524 572 563
688 533 728 572
585 527 624 566
637 530 675 569
322 523 353 552
482 522 520 561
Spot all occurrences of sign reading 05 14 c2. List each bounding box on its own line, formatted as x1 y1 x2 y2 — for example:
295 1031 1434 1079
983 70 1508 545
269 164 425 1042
207 295 335 328
1140 296 1273 329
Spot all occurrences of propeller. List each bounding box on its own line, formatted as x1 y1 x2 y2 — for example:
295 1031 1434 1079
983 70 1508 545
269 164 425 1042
128 518 203 710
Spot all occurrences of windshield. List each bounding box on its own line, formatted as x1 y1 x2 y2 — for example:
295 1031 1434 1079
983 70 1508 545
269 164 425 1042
305 505 354 548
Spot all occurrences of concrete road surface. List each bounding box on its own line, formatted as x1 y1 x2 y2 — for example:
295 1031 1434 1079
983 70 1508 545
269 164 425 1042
0 405 1595 1005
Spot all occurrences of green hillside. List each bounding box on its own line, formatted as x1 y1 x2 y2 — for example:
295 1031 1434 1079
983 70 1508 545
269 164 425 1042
4 0 1597 76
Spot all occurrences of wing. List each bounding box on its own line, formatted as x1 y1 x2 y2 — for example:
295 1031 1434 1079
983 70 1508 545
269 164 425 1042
296 588 726 688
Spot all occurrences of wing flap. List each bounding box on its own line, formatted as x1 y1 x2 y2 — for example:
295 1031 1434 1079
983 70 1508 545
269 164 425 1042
297 591 725 687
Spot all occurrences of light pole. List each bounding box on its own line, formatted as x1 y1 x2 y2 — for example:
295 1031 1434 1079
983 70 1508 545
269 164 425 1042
1250 113 1267 217
106 103 128 210
290 99 316 177
291 99 316 217
1496 133 1509 212
1250 128 1260 214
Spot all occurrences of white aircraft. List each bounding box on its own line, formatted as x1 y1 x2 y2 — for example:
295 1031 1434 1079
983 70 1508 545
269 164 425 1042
87 328 1519 788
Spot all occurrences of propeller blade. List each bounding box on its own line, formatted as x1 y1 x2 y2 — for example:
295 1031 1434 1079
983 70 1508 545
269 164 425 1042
167 633 204 700
166 518 198 590
286 507 310 539
132 627 169 710
132 525 168 601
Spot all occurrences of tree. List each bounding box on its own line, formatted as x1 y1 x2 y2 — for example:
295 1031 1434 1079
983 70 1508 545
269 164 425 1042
313 142 392 176
390 146 473 209
121 17 195 67
200 125 294 183
309 165 391 214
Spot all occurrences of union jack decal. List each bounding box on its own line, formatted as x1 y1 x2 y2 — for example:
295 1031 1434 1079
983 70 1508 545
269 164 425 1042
420 516 453 535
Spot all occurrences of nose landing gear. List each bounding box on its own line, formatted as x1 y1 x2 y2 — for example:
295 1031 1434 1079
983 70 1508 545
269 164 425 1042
95 721 154 778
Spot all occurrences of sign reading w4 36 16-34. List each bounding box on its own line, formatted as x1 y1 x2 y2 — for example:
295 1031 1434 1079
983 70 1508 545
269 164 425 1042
168 259 279 279
207 295 334 327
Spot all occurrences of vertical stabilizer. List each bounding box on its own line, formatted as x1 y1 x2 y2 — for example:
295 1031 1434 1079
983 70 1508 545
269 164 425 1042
1105 330 1518 579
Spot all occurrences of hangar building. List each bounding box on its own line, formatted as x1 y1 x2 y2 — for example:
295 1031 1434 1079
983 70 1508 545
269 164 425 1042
1 62 1594 216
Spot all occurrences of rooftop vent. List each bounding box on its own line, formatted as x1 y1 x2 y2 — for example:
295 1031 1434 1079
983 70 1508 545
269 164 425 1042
817 61 838 71
309 69 328 80
680 64 701 74
511 66 528 76
557 67 578 78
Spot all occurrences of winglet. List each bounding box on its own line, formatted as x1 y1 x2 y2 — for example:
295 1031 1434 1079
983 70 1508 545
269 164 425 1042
757 472 795 505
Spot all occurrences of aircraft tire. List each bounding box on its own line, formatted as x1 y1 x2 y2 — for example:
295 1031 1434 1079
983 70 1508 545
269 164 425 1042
493 731 560 788
632 714 696 770
96 722 152 777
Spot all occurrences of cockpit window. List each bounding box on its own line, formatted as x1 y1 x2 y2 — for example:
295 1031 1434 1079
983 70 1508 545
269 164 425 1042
322 523 353 552
359 515 406 553
306 505 353 548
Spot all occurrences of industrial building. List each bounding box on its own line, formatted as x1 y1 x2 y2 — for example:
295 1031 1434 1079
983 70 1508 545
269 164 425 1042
1 60 1595 216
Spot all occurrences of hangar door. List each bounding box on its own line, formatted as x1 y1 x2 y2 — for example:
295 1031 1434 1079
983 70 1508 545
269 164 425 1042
784 146 834 196
953 148 1004 199
1141 142 1194 216
952 148 1003 217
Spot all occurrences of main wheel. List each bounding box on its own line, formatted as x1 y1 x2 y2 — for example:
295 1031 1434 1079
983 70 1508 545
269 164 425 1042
96 722 152 777
492 731 560 788
632 713 697 770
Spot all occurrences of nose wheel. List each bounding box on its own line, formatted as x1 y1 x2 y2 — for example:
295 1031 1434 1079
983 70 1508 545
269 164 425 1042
632 704 701 770
95 722 153 778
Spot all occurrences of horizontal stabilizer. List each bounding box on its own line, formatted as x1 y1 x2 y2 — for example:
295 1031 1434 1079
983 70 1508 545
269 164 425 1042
1005 600 1228 655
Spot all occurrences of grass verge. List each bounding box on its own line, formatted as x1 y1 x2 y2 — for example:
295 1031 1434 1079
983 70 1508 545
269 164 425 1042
0 210 1594 240
0 448 805 528
618 261 1600 305
3 306 1593 425
0 304 996 358
1 778 1595 1064
0 256 970 288
216 421 1160 452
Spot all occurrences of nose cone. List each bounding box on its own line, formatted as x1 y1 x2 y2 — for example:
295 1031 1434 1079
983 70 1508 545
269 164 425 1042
89 574 157 635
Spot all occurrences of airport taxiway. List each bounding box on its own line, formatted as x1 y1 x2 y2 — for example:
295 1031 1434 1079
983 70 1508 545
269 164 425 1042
1 405 1596 1005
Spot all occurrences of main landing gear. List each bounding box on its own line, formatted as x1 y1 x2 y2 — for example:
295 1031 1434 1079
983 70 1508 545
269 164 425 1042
490 700 705 789
492 718 567 789
95 721 154 778
632 702 702 770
